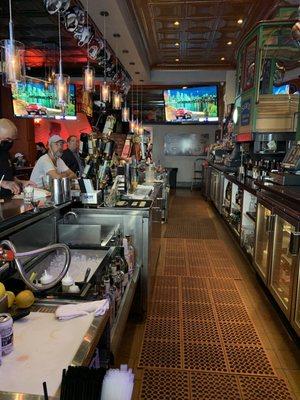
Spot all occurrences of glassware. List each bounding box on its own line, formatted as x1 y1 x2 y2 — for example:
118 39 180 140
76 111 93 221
23 185 34 204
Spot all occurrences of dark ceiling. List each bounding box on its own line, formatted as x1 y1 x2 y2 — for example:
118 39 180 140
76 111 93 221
127 0 293 69
0 0 90 76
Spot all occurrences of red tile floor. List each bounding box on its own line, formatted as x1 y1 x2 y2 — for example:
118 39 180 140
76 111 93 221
115 190 300 399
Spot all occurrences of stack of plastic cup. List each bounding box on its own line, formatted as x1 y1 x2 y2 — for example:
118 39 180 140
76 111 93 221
100 365 134 400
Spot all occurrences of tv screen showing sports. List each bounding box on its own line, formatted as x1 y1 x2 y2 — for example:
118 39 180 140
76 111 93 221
12 80 76 120
164 85 218 123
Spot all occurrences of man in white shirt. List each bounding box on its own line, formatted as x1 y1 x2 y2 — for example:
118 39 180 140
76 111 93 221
30 135 76 187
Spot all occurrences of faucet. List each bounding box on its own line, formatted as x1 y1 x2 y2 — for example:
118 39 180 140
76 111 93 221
0 240 71 292
63 211 78 223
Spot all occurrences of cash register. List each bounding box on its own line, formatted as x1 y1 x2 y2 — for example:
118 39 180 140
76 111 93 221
269 144 300 185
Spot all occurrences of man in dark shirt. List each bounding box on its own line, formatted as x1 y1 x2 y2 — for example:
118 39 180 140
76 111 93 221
61 135 83 176
0 119 34 197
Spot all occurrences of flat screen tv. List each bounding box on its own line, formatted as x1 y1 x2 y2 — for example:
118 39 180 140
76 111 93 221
163 85 218 123
12 80 76 120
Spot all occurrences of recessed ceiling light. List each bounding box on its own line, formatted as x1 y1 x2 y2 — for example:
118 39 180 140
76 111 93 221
113 33 121 38
122 49 129 54
237 19 243 24
175 58 179 62
174 21 180 26
182 86 187 89
227 41 232 45
175 42 180 47
129 62 135 65
221 57 225 61
135 71 140 74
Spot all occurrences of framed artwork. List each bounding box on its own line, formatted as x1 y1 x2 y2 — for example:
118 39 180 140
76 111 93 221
164 133 209 156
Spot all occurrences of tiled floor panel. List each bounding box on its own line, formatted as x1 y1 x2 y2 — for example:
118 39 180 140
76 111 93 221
117 193 297 399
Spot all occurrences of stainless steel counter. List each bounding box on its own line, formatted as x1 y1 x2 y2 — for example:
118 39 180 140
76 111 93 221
0 303 109 400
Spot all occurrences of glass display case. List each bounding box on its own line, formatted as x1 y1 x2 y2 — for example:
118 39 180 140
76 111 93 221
270 214 299 318
241 191 257 258
293 265 300 336
270 215 299 316
254 202 273 282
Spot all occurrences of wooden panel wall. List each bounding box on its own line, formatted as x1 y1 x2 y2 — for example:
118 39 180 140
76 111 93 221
0 86 36 166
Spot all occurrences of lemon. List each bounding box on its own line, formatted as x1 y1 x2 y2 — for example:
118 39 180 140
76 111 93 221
0 282 6 298
15 290 35 309
5 291 15 308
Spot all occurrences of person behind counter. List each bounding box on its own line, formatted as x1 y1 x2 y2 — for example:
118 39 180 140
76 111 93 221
61 135 84 176
36 142 47 160
0 118 34 197
30 135 76 188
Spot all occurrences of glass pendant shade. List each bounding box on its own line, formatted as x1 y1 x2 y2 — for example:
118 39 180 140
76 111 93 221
0 39 25 85
122 105 130 122
112 92 122 110
55 73 70 106
129 119 136 133
83 65 95 92
101 81 110 102
138 124 144 135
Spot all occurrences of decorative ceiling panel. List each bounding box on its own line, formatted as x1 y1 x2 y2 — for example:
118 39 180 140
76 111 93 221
128 0 276 69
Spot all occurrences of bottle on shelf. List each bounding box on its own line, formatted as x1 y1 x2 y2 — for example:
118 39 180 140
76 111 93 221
123 235 135 279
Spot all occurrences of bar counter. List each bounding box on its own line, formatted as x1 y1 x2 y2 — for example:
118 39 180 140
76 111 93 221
204 162 300 338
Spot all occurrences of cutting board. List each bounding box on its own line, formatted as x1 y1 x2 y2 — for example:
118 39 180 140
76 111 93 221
0 312 93 396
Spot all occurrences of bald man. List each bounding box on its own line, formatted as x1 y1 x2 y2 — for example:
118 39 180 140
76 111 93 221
0 118 34 197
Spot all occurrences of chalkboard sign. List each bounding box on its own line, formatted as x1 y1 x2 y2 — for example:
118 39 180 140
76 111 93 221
164 133 209 156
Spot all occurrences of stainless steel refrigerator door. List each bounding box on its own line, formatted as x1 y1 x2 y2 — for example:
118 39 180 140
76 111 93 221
292 255 300 336
254 202 273 283
269 214 299 318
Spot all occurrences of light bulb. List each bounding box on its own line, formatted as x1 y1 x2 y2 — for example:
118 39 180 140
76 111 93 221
55 73 70 107
1 39 25 85
101 81 110 102
112 92 122 110
122 105 130 122
83 65 95 92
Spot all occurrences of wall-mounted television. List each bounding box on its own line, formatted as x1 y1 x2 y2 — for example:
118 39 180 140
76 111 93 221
12 80 76 120
163 85 218 123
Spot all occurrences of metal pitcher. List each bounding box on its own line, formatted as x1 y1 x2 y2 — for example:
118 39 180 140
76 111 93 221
50 178 64 205
62 177 71 202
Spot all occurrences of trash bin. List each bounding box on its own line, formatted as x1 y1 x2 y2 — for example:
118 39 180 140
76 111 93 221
167 168 178 189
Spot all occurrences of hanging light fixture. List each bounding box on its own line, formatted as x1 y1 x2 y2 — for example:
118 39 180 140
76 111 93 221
55 12 70 108
112 33 122 110
122 99 130 122
138 79 144 135
100 11 110 102
83 0 95 92
129 82 136 132
0 0 25 86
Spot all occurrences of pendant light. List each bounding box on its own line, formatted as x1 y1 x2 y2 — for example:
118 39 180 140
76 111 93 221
134 78 140 134
112 33 122 110
100 11 110 102
55 12 70 108
122 99 130 122
138 80 144 135
0 0 25 86
83 0 95 92
129 84 135 132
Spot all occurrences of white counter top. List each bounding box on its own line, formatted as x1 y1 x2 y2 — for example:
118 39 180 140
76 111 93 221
0 312 93 396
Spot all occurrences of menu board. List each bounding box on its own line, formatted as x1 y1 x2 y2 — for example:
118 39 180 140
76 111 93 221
164 133 209 156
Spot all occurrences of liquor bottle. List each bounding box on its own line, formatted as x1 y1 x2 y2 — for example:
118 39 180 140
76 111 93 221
115 253 129 295
123 236 135 278
109 261 122 313
79 133 89 158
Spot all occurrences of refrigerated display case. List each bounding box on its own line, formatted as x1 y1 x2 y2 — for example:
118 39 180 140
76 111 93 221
254 201 273 282
293 261 300 336
241 191 257 258
269 213 300 318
